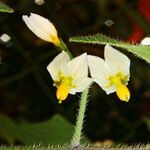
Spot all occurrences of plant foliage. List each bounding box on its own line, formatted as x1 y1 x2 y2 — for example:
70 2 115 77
69 34 150 63
0 114 74 146
0 2 14 13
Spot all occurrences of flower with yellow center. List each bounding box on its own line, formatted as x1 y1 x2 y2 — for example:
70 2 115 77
47 51 92 103
22 13 60 46
88 44 131 102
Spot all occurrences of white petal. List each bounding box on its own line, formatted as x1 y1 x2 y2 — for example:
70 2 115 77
88 55 111 81
67 53 88 79
88 55 118 94
30 13 57 37
22 13 58 42
22 15 50 41
105 86 116 94
88 55 115 93
47 51 70 81
94 78 116 94
70 77 92 94
104 44 130 75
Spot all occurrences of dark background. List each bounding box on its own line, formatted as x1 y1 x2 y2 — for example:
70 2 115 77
0 0 150 145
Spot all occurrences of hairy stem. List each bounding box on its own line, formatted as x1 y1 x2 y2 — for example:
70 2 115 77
56 39 90 147
71 86 90 147
57 40 73 59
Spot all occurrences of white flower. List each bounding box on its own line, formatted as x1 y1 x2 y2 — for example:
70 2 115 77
22 13 60 46
47 51 92 103
35 0 45 5
88 44 130 102
0 33 11 43
140 37 150 45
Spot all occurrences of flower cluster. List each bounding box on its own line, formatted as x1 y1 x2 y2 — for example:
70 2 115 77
22 13 131 103
46 45 130 103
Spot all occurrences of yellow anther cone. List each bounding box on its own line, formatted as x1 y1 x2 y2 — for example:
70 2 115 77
116 84 130 102
56 83 70 103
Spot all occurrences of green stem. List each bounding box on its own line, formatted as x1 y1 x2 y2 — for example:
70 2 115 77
56 39 90 147
57 40 73 59
71 86 90 147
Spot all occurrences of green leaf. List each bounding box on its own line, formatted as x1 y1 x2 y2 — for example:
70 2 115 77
0 114 87 146
0 115 16 144
69 34 150 63
0 2 14 13
12 114 74 146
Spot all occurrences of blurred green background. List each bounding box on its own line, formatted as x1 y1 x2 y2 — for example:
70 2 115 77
0 0 150 146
